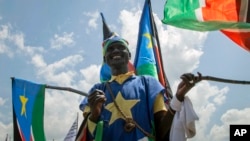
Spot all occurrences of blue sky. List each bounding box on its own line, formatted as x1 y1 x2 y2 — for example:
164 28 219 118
1 0 250 140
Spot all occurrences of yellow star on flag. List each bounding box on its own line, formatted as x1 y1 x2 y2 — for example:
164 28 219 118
105 92 140 125
20 95 28 117
143 33 152 48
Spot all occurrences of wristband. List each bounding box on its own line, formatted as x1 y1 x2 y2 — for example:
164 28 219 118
170 95 182 112
167 105 175 115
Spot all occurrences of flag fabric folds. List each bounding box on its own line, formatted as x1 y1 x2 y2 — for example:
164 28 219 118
64 115 79 141
221 29 250 52
162 0 250 52
12 78 46 141
134 0 172 98
134 0 158 78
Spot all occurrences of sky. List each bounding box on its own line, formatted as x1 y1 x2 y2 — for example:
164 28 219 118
1 0 250 140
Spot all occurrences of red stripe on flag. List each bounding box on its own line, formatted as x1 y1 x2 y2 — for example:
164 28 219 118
221 29 250 51
30 135 33 141
20 130 25 141
149 0 173 98
202 0 241 22
153 43 166 87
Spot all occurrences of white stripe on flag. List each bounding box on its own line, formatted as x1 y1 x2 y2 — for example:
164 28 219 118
195 0 206 22
199 0 206 7
195 8 204 22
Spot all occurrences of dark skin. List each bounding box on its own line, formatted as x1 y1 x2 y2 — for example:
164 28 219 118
88 41 201 140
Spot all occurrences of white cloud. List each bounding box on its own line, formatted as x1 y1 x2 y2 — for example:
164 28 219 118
78 64 101 92
31 54 47 68
186 82 229 108
0 122 12 141
0 24 44 58
159 26 206 81
43 90 82 140
80 64 100 83
0 43 13 57
50 32 75 50
9 32 44 56
0 97 6 106
0 25 14 57
84 11 99 29
221 108 250 124
0 25 9 39
119 10 140 52
36 54 84 86
207 108 250 141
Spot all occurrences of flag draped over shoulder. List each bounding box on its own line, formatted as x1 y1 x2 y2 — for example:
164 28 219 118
134 0 172 98
64 115 78 141
162 0 250 52
12 78 46 141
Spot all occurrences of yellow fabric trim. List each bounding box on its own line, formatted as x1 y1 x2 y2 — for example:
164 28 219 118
109 71 134 84
83 106 97 135
83 106 90 117
153 94 167 113
87 117 97 136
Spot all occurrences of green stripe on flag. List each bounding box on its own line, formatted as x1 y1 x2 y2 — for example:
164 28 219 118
32 85 46 141
136 64 158 79
162 0 200 22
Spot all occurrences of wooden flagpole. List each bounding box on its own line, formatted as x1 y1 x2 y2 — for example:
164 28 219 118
11 77 88 96
45 85 88 96
201 76 250 85
193 72 250 85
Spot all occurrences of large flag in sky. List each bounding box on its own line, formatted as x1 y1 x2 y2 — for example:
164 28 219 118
162 0 250 52
64 114 78 141
134 0 172 98
12 78 46 141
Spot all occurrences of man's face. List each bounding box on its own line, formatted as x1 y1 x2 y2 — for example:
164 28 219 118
104 42 130 68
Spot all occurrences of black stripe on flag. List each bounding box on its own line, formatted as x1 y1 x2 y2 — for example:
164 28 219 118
12 107 22 141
